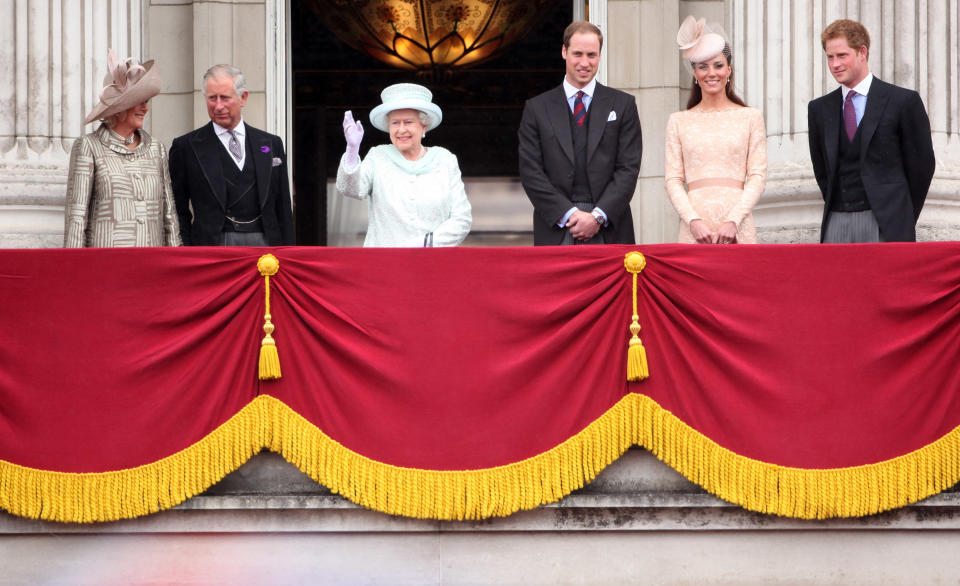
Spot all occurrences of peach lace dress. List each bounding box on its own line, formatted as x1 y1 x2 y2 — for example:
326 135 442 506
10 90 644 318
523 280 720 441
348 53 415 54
664 106 767 243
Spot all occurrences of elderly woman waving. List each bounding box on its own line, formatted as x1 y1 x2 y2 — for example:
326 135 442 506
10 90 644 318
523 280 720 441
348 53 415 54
337 83 472 247
64 49 180 247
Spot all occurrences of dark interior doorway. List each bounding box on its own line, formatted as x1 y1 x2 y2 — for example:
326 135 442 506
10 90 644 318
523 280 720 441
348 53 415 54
290 1 573 245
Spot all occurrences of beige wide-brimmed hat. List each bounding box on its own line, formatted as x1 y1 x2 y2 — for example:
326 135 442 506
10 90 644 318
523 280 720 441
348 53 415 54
369 83 443 133
84 49 162 125
677 15 727 64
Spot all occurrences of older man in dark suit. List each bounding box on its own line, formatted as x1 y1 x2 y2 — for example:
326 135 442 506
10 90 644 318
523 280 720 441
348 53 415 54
518 21 642 245
169 64 294 246
808 20 935 243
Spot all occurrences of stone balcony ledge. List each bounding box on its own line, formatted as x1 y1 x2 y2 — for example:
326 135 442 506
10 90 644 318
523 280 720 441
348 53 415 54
4 449 958 535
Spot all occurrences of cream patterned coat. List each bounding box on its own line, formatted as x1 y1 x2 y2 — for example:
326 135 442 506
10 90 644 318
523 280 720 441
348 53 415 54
64 125 180 247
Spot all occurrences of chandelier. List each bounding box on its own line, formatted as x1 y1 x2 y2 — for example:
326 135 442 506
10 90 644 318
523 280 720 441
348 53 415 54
305 0 556 74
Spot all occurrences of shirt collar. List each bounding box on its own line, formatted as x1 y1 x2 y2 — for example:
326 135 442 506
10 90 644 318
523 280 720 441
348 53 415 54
563 77 597 100
842 72 873 100
213 119 246 138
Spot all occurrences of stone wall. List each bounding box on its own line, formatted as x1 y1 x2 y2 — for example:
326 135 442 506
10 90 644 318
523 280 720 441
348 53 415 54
0 0 143 247
724 0 960 242
0 0 279 249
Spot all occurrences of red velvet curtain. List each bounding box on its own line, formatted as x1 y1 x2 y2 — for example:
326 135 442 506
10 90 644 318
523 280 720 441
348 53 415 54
2 244 959 520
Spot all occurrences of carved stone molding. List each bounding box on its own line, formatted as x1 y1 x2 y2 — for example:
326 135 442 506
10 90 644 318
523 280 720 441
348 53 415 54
0 0 142 248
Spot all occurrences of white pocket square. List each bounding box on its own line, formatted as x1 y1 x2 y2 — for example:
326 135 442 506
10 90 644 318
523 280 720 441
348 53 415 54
271 157 282 167
607 111 617 122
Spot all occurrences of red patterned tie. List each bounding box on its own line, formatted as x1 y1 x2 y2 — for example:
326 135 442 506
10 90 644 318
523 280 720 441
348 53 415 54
573 91 586 127
843 90 858 142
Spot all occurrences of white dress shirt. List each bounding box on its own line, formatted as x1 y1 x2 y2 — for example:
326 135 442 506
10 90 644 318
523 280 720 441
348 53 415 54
563 77 596 114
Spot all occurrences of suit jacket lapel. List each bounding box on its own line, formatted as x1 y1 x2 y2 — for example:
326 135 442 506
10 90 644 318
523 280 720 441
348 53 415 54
247 126 272 208
586 84 611 162
546 86 575 164
859 78 890 161
822 88 842 174
191 122 227 210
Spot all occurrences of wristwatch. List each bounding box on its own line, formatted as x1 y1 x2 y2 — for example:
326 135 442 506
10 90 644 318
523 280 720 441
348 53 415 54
591 209 605 225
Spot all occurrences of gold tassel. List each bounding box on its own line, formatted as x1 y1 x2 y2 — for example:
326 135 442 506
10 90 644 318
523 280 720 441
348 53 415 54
257 254 282 380
624 252 649 381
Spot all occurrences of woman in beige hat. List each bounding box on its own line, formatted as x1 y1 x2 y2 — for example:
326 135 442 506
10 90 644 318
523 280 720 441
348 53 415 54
336 83 472 247
64 49 180 247
664 16 767 244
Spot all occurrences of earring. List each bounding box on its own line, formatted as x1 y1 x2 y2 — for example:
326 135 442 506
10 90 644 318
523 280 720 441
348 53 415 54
726 77 730 84
694 79 699 85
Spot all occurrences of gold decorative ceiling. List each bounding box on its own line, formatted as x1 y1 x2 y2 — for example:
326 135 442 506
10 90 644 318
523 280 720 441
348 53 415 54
305 0 556 73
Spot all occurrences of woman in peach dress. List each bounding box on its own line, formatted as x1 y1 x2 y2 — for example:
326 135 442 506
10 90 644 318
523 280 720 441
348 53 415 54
665 16 766 244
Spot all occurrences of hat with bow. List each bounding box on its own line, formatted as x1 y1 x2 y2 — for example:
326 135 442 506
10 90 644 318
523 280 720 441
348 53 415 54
84 49 162 125
677 15 727 65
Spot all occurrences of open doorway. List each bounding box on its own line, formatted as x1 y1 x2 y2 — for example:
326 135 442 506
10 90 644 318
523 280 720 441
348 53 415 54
290 2 573 245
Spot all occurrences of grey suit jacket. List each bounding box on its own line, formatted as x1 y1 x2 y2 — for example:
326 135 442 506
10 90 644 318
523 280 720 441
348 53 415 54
518 83 642 245
808 77 935 242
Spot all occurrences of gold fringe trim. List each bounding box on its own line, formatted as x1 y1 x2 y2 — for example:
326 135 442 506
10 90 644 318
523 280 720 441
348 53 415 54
262 395 638 521
0 399 270 523
3 394 960 523
632 394 960 519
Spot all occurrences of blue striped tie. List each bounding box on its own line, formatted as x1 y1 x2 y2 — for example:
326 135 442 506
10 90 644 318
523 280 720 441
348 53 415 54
573 91 586 127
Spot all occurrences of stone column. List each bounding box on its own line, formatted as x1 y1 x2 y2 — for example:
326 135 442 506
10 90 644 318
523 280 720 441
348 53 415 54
0 0 285 248
606 0 726 244
145 0 284 147
0 0 142 248
729 0 960 242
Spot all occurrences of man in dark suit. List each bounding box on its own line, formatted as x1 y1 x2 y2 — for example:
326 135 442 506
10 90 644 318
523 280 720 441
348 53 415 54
518 21 642 245
808 20 935 243
170 64 294 246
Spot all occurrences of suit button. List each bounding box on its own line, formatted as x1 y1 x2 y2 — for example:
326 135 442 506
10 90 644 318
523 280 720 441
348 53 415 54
137 218 145 224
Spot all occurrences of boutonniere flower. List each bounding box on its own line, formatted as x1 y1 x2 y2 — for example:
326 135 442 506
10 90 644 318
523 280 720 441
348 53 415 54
260 146 271 154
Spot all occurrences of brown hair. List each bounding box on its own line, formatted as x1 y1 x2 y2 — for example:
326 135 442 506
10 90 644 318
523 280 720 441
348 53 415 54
563 21 603 52
685 45 747 110
821 19 870 55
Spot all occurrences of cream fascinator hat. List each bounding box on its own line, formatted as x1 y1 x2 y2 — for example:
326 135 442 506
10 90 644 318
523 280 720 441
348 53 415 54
369 83 443 133
676 15 727 65
84 49 162 125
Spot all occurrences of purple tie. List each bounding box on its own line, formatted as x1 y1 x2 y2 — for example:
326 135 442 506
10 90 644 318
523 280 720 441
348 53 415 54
843 90 858 142
573 91 586 127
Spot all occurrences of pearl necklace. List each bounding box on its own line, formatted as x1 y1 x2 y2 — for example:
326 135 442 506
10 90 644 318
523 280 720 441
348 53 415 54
403 145 426 162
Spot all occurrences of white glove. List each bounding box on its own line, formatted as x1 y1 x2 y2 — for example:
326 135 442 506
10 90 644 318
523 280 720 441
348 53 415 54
343 110 363 168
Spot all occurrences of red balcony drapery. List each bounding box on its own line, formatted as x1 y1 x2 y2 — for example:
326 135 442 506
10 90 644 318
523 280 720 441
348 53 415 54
1 244 959 522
